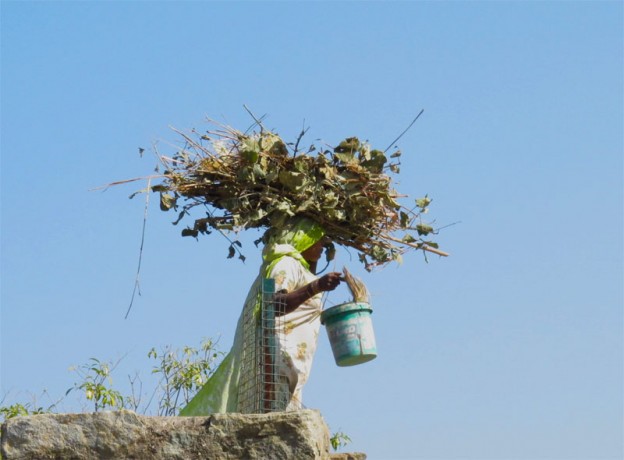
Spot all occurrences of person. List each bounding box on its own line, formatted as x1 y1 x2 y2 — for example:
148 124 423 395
180 217 342 415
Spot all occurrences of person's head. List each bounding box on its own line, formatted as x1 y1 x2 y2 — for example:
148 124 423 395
301 239 325 263
262 216 329 269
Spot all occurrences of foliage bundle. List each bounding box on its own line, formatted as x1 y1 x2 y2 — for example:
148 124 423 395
144 118 446 270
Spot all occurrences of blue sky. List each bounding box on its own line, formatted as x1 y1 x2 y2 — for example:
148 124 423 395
1 1 622 459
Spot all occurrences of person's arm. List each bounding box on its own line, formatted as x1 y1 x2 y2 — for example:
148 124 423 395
273 272 342 316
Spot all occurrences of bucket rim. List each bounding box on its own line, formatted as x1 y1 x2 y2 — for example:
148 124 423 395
320 301 372 324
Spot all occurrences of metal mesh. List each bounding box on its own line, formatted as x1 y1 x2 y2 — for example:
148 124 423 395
236 278 289 414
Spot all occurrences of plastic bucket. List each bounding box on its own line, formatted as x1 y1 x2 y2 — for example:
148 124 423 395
320 302 377 367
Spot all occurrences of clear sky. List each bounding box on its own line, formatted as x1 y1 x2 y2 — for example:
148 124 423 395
1 1 622 459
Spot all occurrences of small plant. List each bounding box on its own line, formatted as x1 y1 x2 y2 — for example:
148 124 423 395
330 430 352 451
148 338 223 416
0 402 46 421
1 338 222 421
67 358 125 412
0 402 30 420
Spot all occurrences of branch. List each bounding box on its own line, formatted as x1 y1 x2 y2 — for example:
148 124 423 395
292 120 309 156
384 109 424 153
125 177 152 319
384 234 449 257
90 175 162 192
243 105 267 134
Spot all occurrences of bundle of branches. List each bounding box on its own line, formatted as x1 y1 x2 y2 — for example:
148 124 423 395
148 120 447 270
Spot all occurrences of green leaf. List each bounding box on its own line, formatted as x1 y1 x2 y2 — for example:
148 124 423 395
172 210 186 226
334 137 361 154
260 132 288 156
181 228 198 238
278 170 306 190
416 223 434 236
249 208 267 222
359 143 372 160
252 163 266 179
371 245 389 261
400 211 410 229
360 150 387 173
240 137 260 163
160 193 176 211
151 184 168 193
415 196 432 209
334 151 356 164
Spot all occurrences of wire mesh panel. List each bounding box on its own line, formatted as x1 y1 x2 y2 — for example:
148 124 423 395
236 278 289 414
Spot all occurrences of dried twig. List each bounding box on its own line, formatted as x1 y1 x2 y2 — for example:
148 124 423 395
125 177 151 319
384 109 424 153
342 266 370 303
292 120 309 156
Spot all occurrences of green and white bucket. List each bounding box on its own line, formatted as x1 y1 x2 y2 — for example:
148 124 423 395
320 301 377 367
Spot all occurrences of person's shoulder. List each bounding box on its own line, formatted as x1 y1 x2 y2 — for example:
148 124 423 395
269 256 307 291
269 256 308 281
272 255 303 271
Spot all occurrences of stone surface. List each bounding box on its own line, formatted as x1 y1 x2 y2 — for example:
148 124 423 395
329 453 367 460
1 409 337 459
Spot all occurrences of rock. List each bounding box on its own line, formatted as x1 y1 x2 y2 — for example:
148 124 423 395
330 453 367 460
1 409 338 459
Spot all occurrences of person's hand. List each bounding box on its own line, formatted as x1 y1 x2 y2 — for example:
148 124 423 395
316 272 343 292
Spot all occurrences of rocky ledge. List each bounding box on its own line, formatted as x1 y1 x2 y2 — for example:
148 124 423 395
1 409 366 459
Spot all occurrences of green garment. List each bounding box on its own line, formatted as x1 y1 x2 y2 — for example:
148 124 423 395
180 217 324 415
261 217 325 275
